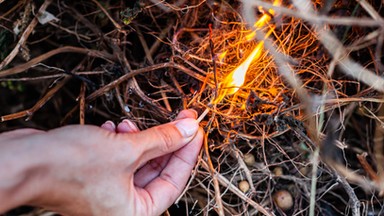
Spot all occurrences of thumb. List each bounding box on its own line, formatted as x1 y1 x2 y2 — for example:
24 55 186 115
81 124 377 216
128 118 199 164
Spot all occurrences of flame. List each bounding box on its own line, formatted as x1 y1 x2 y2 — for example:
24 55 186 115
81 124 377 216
213 42 264 103
213 0 280 104
246 0 281 41
218 51 228 63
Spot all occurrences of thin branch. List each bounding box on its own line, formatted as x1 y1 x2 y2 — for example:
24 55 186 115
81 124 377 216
0 46 116 78
0 0 53 70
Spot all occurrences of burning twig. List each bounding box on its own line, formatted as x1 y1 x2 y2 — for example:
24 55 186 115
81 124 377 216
198 2 279 123
242 0 319 146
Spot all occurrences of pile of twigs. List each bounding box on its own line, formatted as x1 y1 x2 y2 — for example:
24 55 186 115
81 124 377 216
1 0 384 215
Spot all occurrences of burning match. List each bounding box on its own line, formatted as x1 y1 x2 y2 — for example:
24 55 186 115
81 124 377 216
197 1 278 123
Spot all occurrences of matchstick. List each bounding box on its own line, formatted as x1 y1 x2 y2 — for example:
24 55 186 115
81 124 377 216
197 107 210 122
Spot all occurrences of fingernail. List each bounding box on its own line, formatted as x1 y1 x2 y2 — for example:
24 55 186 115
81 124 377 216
189 109 198 119
121 119 139 132
176 109 198 120
174 118 199 138
101 120 116 131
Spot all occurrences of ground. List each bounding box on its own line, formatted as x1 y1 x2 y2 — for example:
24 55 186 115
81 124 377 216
1 0 384 215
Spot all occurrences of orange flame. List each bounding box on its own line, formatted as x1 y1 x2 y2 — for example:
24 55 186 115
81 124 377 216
246 0 281 41
218 51 228 64
213 0 280 104
213 42 264 103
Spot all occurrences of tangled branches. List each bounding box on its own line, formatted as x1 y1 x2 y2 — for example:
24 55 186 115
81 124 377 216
1 0 384 215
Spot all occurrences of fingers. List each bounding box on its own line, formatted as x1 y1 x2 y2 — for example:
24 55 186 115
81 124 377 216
175 109 197 120
128 117 199 165
134 154 171 188
139 127 204 215
100 121 116 132
101 109 196 133
133 109 198 187
101 119 139 133
117 119 139 133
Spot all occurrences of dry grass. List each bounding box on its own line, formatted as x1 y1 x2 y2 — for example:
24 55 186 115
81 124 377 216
1 0 384 215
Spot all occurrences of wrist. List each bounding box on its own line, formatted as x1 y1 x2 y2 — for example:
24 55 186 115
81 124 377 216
0 131 50 213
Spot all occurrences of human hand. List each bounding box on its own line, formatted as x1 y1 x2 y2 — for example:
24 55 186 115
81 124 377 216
0 109 203 216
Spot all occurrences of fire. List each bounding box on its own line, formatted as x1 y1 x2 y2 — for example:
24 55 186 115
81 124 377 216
218 51 228 64
246 0 281 41
213 42 264 103
213 0 280 104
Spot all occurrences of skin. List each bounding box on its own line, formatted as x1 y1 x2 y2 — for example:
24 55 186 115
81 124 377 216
0 109 203 216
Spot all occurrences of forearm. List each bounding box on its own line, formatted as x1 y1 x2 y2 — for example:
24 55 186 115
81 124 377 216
0 130 48 213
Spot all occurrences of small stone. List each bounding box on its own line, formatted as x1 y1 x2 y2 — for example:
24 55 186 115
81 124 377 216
243 153 256 166
273 167 283 176
238 180 250 193
273 190 293 211
299 166 309 176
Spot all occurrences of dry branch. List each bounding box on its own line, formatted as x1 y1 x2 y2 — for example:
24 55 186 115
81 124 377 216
0 77 69 122
0 0 53 70
2 0 384 215
0 46 116 78
243 0 384 27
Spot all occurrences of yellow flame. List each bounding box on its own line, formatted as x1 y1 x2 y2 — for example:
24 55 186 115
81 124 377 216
213 0 280 104
213 42 264 104
246 0 281 41
270 0 281 14
218 51 228 63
